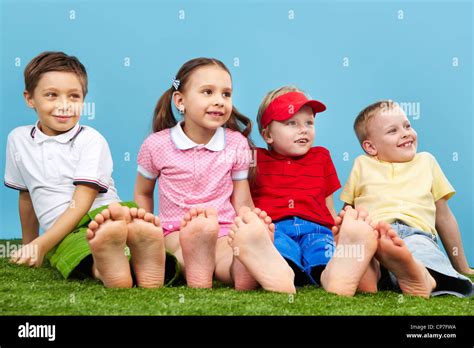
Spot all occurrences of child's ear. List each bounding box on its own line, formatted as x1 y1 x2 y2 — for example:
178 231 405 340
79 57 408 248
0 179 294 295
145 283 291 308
23 90 35 109
262 128 273 145
172 91 184 111
362 140 377 156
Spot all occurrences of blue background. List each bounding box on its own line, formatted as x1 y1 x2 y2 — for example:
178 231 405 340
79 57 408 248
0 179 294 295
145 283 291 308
1 0 473 264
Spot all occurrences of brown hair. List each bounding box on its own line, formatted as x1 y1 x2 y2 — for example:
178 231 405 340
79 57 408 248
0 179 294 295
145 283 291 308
24 51 88 96
152 57 252 142
354 100 397 146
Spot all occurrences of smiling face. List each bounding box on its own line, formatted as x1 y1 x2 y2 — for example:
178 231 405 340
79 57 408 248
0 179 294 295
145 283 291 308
173 65 232 142
24 71 84 136
363 106 417 163
263 105 315 157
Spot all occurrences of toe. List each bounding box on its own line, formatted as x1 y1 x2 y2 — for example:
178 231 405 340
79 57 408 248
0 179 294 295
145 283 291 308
242 211 259 224
234 216 244 227
108 203 126 220
144 212 154 222
100 209 110 220
343 207 358 220
205 207 218 218
94 214 105 224
88 220 99 231
358 210 368 221
130 207 138 218
137 208 146 219
154 216 161 227
86 229 95 240
189 207 198 217
268 223 275 233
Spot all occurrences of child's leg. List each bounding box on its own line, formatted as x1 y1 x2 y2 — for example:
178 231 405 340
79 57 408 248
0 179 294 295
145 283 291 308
178 207 219 288
375 222 436 298
127 207 166 288
227 210 296 294
86 203 133 288
320 207 378 296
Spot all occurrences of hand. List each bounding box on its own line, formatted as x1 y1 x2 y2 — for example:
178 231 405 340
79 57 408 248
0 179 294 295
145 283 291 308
10 239 46 267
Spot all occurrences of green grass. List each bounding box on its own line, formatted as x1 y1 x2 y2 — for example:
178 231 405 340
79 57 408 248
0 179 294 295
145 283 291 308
1 240 472 316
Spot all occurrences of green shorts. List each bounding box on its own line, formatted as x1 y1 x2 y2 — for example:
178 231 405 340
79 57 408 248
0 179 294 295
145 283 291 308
46 201 182 286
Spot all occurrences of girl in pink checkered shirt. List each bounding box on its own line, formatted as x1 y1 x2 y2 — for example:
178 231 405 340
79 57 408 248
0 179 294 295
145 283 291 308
134 58 295 293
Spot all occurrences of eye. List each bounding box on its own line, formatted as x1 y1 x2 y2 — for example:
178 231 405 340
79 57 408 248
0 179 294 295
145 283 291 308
286 120 296 126
405 123 411 129
202 89 212 95
223 92 231 98
306 120 314 126
70 94 82 100
45 92 56 98
388 128 396 134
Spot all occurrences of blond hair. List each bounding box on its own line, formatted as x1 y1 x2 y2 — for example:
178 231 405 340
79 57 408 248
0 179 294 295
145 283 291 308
354 100 398 146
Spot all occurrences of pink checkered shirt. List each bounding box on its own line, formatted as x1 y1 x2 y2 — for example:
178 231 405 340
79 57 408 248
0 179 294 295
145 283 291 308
137 122 251 231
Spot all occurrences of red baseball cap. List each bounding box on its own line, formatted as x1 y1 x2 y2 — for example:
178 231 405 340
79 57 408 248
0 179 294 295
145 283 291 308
260 91 326 129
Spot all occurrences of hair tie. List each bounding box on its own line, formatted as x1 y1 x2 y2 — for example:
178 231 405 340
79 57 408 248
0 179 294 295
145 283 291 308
172 78 180 90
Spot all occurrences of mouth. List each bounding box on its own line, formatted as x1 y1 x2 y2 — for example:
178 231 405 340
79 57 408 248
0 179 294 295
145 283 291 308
397 140 414 148
294 138 309 144
53 115 74 122
207 111 225 117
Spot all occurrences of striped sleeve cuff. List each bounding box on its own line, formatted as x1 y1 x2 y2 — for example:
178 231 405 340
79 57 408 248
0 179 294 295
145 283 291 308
231 169 249 181
137 165 158 180
73 178 108 193
4 181 28 191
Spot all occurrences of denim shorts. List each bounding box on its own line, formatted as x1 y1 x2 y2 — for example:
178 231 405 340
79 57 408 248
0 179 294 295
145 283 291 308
381 221 473 297
274 216 335 286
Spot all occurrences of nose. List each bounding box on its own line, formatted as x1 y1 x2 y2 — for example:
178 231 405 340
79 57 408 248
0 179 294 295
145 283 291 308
298 125 307 134
213 94 225 107
56 96 72 111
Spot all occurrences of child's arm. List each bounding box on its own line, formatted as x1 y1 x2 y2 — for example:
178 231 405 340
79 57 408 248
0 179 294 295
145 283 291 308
231 179 255 213
435 198 473 275
325 194 338 220
11 185 99 267
19 191 39 244
134 174 157 213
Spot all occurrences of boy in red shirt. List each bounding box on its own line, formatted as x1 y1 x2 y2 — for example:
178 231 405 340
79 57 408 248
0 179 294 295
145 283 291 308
252 86 379 296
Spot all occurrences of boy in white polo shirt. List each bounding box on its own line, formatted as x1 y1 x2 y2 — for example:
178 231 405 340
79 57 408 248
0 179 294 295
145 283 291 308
338 100 473 297
5 51 173 288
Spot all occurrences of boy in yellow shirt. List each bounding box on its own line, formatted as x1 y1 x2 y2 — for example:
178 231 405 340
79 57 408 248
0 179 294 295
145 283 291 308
338 100 473 297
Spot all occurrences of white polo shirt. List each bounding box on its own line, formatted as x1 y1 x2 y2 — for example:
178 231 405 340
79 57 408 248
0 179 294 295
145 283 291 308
4 122 120 231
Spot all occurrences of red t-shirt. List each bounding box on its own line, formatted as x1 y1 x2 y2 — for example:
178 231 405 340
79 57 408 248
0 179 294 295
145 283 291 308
252 147 341 228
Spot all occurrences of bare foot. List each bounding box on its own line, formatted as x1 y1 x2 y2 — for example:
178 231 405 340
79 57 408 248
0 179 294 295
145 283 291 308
321 207 378 296
127 207 166 288
86 203 133 288
375 222 436 298
179 207 219 288
228 210 295 294
230 206 275 291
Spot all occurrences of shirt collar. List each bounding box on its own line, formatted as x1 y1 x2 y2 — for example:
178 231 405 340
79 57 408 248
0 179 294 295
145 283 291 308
170 122 225 151
31 121 83 144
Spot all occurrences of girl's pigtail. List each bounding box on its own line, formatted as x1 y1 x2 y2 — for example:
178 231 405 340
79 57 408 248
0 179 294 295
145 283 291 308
152 88 177 133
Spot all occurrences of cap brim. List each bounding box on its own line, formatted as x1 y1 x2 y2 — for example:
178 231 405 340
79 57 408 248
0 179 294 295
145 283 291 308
304 100 327 114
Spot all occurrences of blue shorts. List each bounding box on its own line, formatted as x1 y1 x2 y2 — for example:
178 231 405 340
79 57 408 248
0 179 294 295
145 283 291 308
380 221 473 297
274 217 335 286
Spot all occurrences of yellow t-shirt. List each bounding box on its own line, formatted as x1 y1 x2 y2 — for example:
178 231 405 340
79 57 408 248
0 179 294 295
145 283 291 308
340 152 455 234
